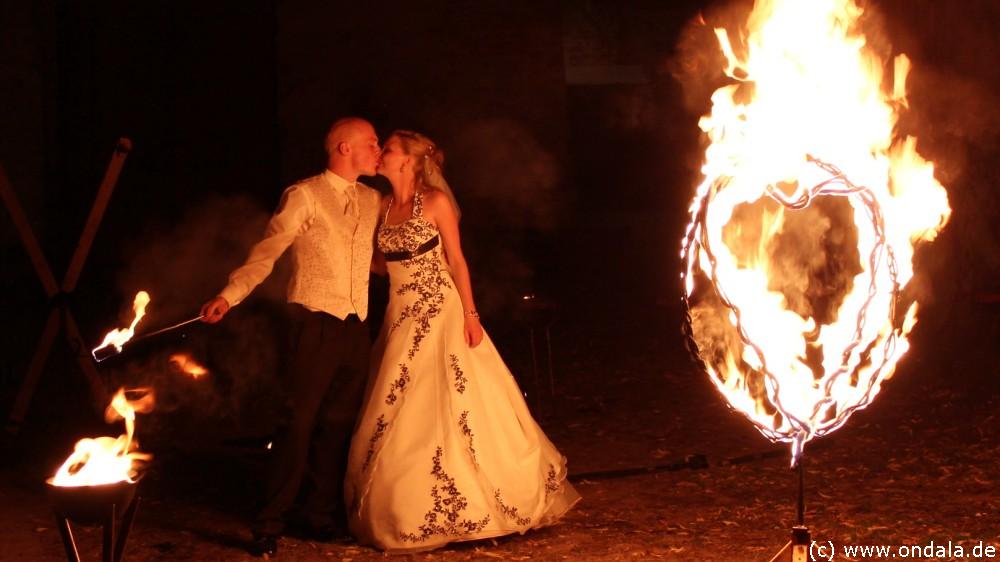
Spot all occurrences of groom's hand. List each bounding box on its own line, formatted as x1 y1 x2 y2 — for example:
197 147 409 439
200 296 230 324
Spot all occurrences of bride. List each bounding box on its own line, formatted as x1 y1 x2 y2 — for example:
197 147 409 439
344 130 579 552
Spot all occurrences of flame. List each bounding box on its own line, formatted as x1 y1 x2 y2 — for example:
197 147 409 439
169 353 208 379
92 291 151 357
51 387 155 487
681 0 950 464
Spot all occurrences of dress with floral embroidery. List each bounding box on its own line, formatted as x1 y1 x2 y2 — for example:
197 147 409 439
344 191 580 552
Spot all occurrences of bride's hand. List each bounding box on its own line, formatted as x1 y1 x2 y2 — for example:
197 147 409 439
464 315 483 347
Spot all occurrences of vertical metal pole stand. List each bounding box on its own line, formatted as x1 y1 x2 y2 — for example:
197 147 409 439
523 295 558 418
790 459 810 562
53 495 140 562
767 458 809 562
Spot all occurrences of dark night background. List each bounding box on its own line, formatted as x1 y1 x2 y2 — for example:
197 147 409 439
1 0 708 445
1 1 998 560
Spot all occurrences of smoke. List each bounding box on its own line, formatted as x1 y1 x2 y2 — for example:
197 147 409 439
447 118 561 232
115 194 280 315
444 119 562 315
872 0 1000 305
106 194 287 444
669 0 753 117
769 198 861 324
689 274 774 416
719 198 861 325
865 0 1000 181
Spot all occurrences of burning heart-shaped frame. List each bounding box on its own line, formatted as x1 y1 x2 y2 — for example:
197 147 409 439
681 156 907 463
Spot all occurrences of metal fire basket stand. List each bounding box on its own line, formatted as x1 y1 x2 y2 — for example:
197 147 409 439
46 478 141 562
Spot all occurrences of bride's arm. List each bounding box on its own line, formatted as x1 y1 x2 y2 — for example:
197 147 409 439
424 190 483 347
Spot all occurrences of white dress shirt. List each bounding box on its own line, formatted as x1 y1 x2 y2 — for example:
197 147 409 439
220 170 381 320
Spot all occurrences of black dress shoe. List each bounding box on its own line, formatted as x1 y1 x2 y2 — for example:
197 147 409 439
249 533 278 557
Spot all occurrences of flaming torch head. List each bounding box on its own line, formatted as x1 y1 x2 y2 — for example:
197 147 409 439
92 291 151 361
681 0 950 464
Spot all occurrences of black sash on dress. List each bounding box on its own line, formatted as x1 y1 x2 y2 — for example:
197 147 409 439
383 235 440 262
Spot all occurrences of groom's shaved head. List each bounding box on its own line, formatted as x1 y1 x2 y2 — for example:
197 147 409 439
325 117 374 156
324 116 380 179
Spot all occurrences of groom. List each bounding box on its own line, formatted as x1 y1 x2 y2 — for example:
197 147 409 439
201 117 382 556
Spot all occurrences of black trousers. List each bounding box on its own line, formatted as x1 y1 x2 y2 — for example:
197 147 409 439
254 304 370 535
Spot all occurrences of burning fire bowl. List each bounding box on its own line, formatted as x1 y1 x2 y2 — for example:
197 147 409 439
45 477 140 526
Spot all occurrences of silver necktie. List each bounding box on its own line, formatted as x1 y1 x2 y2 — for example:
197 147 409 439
345 184 359 217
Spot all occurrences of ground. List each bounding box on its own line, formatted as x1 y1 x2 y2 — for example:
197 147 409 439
1 305 997 562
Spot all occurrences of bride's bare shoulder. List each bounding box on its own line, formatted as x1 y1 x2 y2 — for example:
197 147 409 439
421 189 444 203
421 189 454 214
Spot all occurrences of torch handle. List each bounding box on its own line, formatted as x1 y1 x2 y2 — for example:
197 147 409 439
797 458 805 526
92 314 204 362
135 315 204 340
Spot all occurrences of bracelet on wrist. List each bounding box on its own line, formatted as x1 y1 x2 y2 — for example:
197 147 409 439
465 310 479 318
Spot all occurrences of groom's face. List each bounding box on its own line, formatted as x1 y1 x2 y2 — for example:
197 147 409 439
350 123 381 177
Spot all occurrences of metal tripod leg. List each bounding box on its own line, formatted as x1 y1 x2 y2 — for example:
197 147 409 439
53 512 81 562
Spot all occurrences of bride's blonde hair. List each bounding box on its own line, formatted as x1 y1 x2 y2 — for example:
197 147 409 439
391 129 460 218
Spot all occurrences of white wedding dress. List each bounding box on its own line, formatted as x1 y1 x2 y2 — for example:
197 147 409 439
344 192 579 552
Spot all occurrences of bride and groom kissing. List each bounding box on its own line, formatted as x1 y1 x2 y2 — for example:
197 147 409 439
200 117 579 557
